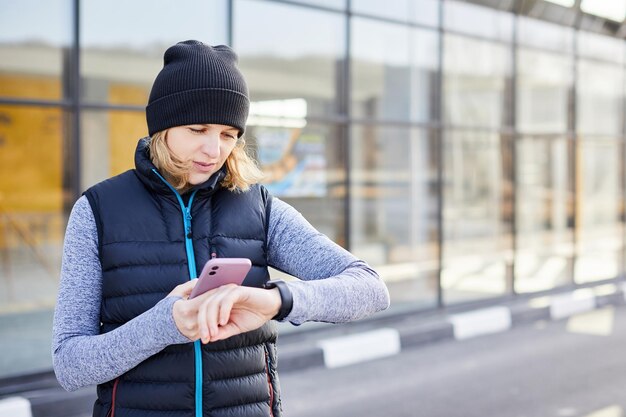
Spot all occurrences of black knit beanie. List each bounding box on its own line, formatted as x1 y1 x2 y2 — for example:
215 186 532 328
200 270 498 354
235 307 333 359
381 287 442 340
146 40 249 137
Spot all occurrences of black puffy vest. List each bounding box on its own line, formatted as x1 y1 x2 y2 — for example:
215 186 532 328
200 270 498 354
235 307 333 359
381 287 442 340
84 139 281 417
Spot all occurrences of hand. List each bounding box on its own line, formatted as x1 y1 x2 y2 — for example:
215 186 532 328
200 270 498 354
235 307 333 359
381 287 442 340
171 284 282 343
169 279 202 341
199 285 282 343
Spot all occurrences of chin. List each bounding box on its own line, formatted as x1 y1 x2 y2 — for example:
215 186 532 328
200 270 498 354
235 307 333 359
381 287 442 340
189 174 212 185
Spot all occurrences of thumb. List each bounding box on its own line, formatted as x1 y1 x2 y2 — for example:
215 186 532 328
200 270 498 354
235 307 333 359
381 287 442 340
168 279 198 299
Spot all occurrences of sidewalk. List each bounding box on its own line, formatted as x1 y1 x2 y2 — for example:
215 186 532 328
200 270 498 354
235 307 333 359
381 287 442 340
2 280 625 417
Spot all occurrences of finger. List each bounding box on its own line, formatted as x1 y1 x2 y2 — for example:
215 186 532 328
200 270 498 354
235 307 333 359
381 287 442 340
181 279 198 298
168 279 198 298
197 288 227 343
207 286 236 340
217 289 239 328
210 322 241 342
192 287 219 343
196 297 212 344
203 285 239 342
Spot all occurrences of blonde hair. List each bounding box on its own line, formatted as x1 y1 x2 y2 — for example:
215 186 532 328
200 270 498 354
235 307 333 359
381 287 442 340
149 129 265 193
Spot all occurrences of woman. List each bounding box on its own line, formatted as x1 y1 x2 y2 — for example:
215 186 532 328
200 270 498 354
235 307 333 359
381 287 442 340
52 40 389 417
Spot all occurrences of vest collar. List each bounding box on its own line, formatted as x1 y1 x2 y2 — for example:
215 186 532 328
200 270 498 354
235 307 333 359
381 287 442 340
134 137 226 198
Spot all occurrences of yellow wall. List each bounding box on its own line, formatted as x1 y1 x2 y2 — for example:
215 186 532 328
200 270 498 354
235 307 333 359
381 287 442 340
109 84 149 176
0 75 63 213
0 74 63 250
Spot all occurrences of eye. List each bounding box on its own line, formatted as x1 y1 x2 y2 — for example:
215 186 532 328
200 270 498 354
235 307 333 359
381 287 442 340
222 132 237 140
188 127 205 134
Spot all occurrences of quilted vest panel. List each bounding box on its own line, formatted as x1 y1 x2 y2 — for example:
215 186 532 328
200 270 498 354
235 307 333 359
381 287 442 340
85 165 280 417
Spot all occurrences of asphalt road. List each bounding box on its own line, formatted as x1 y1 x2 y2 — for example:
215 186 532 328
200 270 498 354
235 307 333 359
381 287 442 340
279 304 626 417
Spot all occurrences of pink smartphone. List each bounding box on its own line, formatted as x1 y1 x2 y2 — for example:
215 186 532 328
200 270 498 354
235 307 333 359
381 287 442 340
189 258 252 299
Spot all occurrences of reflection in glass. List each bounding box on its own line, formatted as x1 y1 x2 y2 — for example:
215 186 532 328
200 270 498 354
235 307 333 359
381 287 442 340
517 16 573 53
289 0 346 9
0 0 71 100
515 137 572 293
246 122 345 244
444 0 512 41
577 60 623 136
81 110 145 190
350 126 438 310
351 19 438 122
575 138 622 284
351 0 440 27
444 35 510 128
80 0 227 105
442 130 509 303
578 31 624 64
0 105 67 377
517 49 572 134
234 0 345 118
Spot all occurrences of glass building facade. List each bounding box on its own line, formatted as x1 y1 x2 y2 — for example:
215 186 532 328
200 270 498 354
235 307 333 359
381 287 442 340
1 0 625 379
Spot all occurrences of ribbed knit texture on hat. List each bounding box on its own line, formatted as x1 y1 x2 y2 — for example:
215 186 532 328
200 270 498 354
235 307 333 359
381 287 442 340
146 40 249 137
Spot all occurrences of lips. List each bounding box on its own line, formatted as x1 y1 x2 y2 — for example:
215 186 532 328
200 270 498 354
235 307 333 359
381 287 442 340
193 161 216 173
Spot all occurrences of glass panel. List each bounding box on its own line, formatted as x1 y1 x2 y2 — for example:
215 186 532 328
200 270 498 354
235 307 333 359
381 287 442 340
575 138 622 284
578 31 624 64
351 0 440 27
246 122 346 244
0 105 67 377
444 0 513 42
442 130 509 303
515 136 573 293
81 110 145 190
350 126 438 310
0 0 71 100
517 16 573 53
577 60 623 136
81 0 227 105
444 35 510 128
517 49 572 134
234 0 345 118
290 0 346 9
352 19 439 122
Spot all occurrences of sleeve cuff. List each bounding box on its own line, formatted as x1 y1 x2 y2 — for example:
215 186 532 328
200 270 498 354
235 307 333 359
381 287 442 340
160 296 194 344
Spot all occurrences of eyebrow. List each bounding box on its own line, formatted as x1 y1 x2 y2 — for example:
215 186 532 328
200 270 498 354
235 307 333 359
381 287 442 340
199 124 238 133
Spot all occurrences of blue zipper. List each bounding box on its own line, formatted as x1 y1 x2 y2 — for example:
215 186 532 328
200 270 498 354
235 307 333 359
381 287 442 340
152 169 203 417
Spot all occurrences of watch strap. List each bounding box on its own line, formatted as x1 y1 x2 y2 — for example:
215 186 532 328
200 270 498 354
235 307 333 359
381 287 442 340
264 279 293 321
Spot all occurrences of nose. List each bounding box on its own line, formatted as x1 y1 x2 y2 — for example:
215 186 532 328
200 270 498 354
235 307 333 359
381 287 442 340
200 132 220 159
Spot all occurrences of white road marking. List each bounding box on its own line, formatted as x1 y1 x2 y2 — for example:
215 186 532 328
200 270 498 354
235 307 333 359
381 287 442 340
550 289 595 320
317 328 401 368
448 306 512 340
0 397 32 417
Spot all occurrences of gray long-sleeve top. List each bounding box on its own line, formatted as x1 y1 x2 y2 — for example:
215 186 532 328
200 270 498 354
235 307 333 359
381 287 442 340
52 195 390 392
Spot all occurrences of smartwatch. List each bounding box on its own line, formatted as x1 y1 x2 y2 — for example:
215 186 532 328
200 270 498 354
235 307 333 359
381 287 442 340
264 280 293 321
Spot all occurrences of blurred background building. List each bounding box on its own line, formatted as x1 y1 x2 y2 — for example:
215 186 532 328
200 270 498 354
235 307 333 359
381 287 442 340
1 0 625 381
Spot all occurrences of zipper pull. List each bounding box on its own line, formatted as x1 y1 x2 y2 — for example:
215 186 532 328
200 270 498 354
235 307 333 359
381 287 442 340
185 208 192 239
210 245 217 259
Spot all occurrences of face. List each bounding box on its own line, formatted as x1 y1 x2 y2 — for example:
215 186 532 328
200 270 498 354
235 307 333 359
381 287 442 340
166 124 239 185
